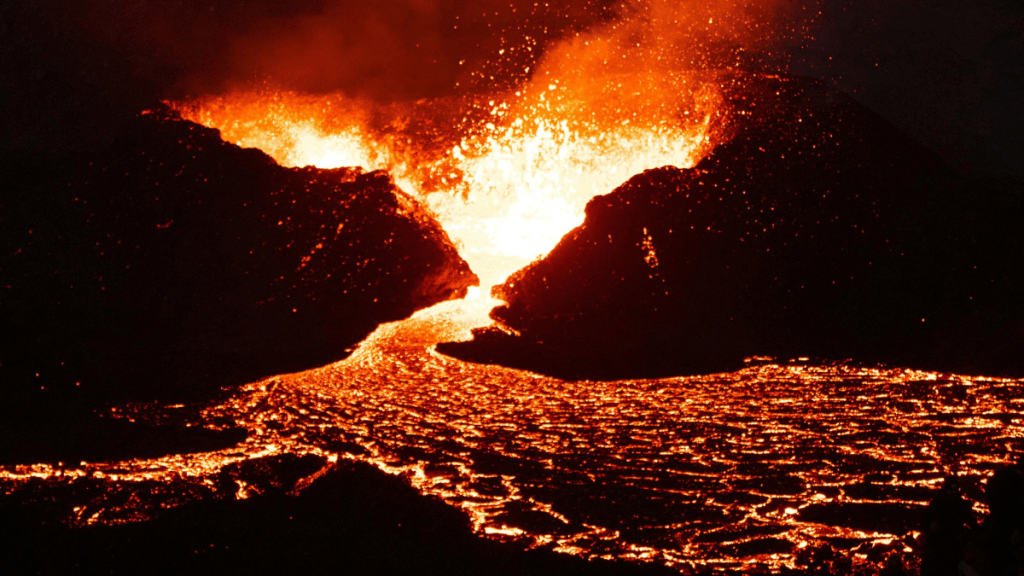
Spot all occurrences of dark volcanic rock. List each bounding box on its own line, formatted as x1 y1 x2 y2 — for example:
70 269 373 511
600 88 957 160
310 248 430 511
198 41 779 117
441 73 1024 380
0 460 675 576
0 105 476 463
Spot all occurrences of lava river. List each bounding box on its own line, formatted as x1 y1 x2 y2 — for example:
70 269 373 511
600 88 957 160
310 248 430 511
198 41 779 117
4 293 1023 573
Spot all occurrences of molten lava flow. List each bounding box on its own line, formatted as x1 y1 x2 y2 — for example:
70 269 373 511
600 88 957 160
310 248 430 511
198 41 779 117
174 71 719 290
11 3 1022 575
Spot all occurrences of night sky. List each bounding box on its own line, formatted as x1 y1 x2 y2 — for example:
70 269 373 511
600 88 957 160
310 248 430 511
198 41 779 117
2 0 1021 180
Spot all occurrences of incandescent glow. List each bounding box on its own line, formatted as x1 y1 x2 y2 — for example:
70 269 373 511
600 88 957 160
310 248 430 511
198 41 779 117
173 0 746 289
174 92 383 171
175 70 717 289
427 72 716 288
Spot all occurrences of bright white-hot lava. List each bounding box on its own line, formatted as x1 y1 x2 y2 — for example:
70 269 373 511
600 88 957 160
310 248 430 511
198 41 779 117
174 72 718 290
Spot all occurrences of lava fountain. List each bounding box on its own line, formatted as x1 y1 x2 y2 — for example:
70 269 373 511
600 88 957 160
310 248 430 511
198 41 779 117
172 0 733 290
3 1 1022 574
174 81 718 289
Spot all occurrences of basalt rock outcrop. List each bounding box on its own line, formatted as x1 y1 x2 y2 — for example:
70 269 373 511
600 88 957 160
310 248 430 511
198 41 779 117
0 105 476 463
441 73 1024 380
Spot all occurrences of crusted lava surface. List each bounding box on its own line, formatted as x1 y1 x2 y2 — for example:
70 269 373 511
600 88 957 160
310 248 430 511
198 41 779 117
440 73 1024 380
0 105 477 464
0 458 676 576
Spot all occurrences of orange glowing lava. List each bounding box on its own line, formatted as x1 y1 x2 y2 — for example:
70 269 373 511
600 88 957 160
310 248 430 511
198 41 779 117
174 71 720 289
168 0 816 291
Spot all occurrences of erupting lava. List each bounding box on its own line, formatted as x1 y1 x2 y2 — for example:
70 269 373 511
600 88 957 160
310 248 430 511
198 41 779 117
174 75 719 289
169 0 813 290
172 0 794 288
11 3 1024 574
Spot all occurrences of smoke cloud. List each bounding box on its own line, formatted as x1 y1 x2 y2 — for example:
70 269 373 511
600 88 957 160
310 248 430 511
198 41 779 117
2 0 1021 179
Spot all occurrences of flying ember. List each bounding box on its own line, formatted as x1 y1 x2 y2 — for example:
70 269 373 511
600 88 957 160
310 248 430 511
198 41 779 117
174 69 719 290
